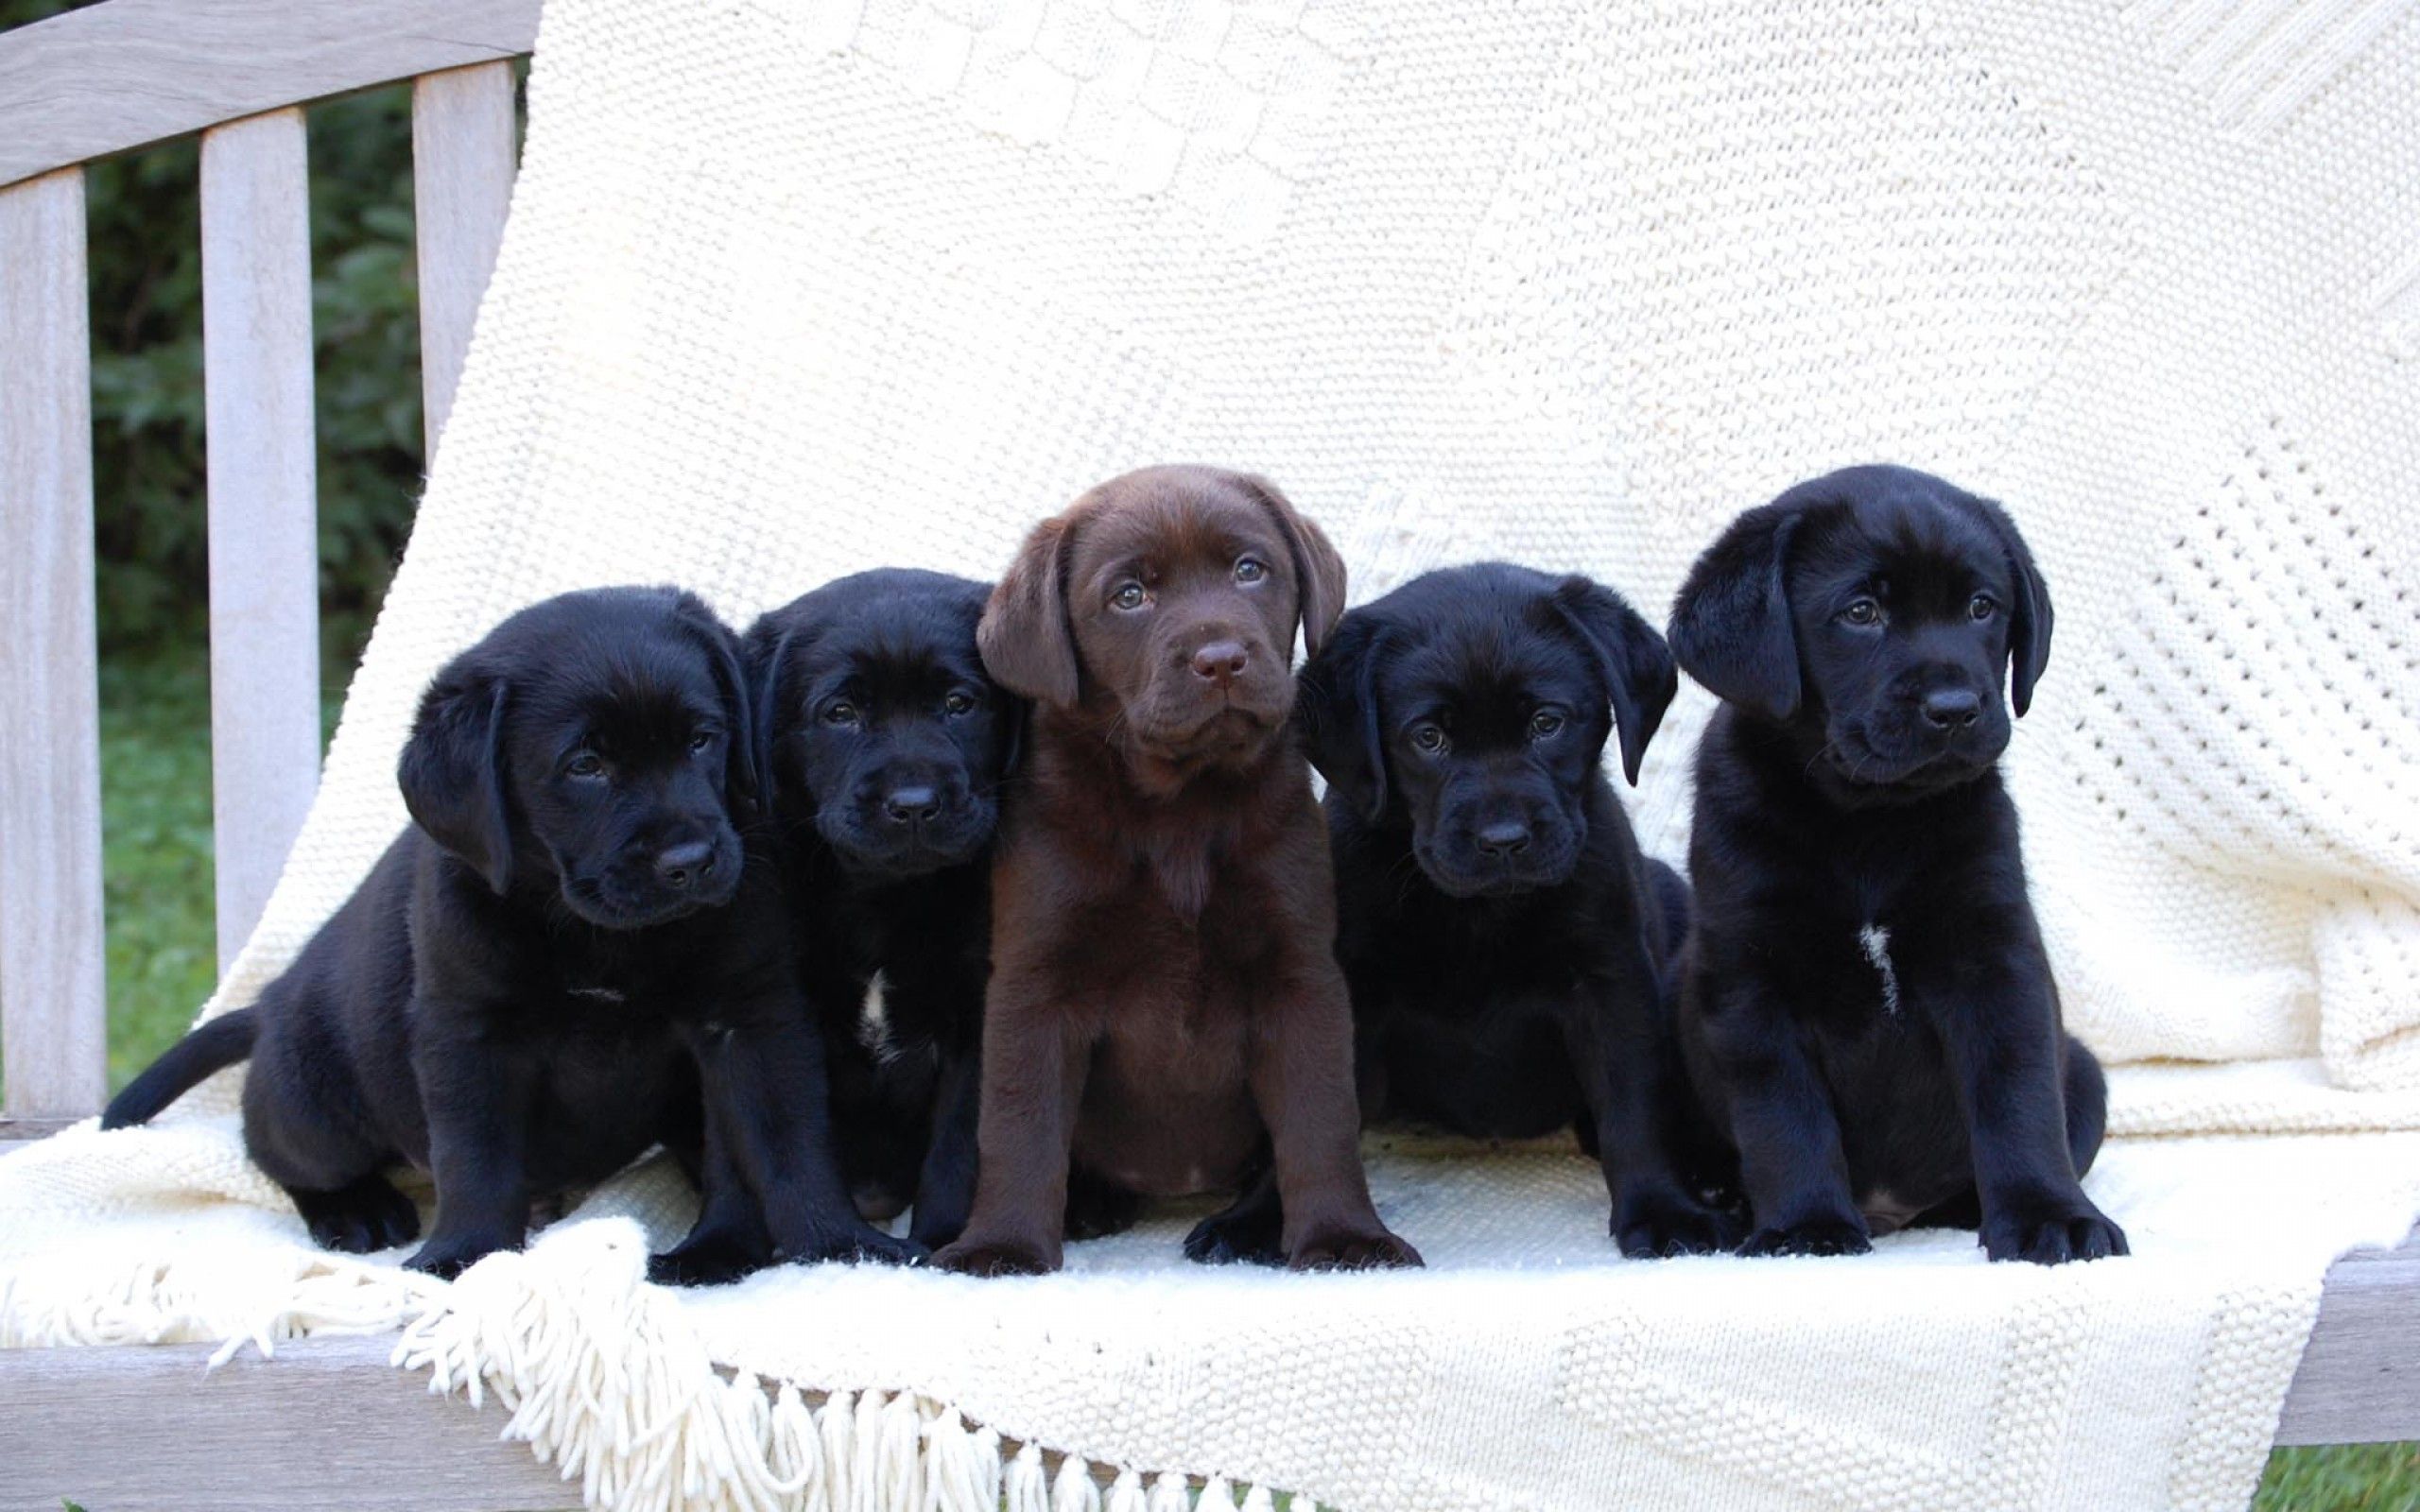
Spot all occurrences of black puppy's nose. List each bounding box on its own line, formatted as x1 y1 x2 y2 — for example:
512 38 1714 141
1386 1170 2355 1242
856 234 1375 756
1921 689 1982 732
655 840 717 889
883 785 942 824
1475 821 1532 858
1190 640 1249 686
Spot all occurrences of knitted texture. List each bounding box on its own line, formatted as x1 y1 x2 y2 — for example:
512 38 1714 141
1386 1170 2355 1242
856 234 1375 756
6 0 2420 1506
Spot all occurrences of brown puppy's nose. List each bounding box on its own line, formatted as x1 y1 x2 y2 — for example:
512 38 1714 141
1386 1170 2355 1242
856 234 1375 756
1190 640 1249 686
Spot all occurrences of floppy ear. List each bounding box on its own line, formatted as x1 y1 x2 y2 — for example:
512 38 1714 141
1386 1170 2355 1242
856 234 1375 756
1967 496 2053 717
399 662 514 894
748 623 799 811
673 594 760 813
1238 473 1347 658
1297 614 1390 821
979 514 1081 707
1668 503 1805 721
1548 575 1678 786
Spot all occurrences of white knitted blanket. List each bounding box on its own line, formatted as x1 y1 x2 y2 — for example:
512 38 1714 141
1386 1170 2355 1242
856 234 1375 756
8 0 2420 1507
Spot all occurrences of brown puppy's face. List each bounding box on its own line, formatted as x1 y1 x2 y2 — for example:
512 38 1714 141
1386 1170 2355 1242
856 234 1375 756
980 465 1345 782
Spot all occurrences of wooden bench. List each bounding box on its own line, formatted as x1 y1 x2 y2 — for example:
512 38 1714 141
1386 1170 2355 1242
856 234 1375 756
0 4 2411 1504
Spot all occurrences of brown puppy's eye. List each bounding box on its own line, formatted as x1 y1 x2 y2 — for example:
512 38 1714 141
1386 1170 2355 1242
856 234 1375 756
1529 710 1564 740
1840 597 1882 627
1410 723 1448 755
1969 593 1996 621
943 690 977 715
1235 558 1268 584
1111 582 1148 611
566 752 605 779
823 701 859 727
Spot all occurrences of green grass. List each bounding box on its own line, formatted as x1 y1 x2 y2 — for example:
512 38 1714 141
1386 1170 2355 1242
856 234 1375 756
26 644 2420 1510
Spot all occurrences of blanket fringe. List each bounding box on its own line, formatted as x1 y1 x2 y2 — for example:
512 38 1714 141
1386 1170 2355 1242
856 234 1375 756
383 1218 1309 1512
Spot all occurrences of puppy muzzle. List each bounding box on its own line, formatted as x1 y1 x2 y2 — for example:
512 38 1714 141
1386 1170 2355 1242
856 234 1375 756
818 788 996 878
562 826 743 927
1413 815 1583 898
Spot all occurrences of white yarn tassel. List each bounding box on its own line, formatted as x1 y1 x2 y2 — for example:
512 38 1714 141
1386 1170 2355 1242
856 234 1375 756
821 1389 858 1512
873 1391 923 1512
1197 1475 1239 1512
1238 1486 1277 1512
1005 1443 1051 1512
1104 1468 1149 1512
1051 1453 1102 1512
1146 1470 1191 1512
922 1406 1001 1512
764 1383 826 1509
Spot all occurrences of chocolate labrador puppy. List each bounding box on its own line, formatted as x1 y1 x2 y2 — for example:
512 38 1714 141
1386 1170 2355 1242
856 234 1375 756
107 587 913 1278
651 570 1015 1283
1275 563 1737 1260
931 465 1420 1275
1668 465 2124 1264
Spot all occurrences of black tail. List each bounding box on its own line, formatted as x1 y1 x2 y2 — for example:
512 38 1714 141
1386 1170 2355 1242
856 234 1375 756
101 1007 259 1128
1646 856 1692 961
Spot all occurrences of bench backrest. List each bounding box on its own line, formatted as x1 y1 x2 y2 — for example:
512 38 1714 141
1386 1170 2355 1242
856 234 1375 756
0 0 542 1125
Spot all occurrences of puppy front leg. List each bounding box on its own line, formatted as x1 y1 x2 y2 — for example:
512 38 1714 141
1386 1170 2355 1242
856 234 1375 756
1700 973 1870 1257
691 1013 923 1267
907 1043 980 1250
648 1114 774 1286
1250 962 1420 1271
931 981 1085 1276
1563 951 1738 1258
1917 938 2128 1264
406 1022 536 1279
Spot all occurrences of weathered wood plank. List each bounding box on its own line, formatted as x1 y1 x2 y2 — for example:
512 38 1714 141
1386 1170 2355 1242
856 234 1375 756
0 1335 582 1512
0 167 107 1122
412 60 519 459
2274 1228 2420 1446
201 110 322 969
0 0 544 190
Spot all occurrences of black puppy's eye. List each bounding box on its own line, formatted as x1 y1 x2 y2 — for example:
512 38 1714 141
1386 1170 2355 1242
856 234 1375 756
689 730 715 752
943 690 977 716
1235 557 1268 584
1410 723 1448 755
1840 597 1883 627
1111 582 1148 611
565 752 604 779
823 701 859 727
1529 709 1565 740
1969 593 1997 622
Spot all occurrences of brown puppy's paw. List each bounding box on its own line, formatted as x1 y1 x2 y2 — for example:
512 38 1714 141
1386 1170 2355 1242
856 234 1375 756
932 1235 1059 1277
1981 1196 2128 1265
1737 1214 1871 1258
1285 1225 1423 1271
1614 1188 1743 1259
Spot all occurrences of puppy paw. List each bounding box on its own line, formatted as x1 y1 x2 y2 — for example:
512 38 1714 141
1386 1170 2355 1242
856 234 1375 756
932 1236 1059 1277
1183 1205 1286 1267
291 1176 421 1254
648 1230 772 1288
403 1231 517 1280
1982 1196 2129 1265
782 1226 927 1268
1285 1224 1423 1272
1737 1214 1872 1259
1614 1189 1744 1259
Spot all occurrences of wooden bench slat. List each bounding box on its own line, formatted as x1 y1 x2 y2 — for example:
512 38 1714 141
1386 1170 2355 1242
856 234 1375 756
0 0 544 192
412 61 520 460
0 167 107 1122
2274 1230 2420 1445
0 1334 581 1512
201 110 323 970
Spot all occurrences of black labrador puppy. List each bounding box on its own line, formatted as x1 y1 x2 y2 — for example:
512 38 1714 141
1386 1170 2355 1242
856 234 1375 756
1189 562 1736 1262
105 586 915 1278
1668 464 2124 1264
649 569 1014 1285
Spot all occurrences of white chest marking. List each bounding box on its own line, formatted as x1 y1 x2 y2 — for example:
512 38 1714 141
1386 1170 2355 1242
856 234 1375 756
856 971 896 1061
1859 923 1900 1017
567 985 626 1005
